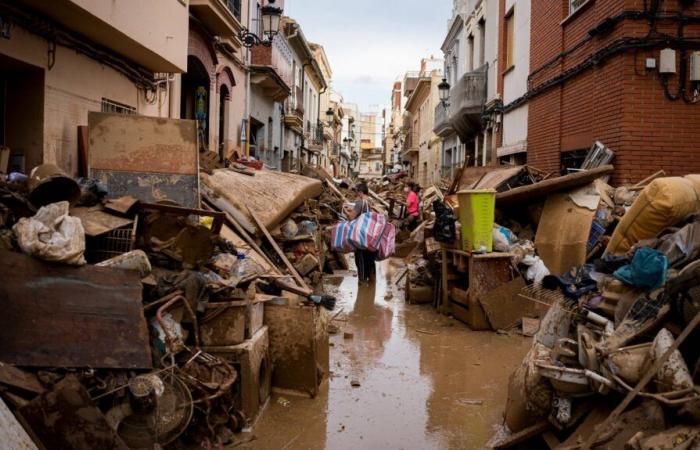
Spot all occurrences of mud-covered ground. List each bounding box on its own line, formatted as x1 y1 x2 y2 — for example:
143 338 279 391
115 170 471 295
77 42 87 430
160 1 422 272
237 259 531 450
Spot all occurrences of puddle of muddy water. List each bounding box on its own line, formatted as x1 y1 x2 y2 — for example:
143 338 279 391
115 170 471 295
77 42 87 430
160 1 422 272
235 259 531 450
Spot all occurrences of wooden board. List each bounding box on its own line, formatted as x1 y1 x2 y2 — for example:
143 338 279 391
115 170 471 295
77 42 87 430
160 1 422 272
496 165 613 205
0 396 39 450
0 361 44 394
246 206 311 292
70 206 134 237
19 375 128 450
0 250 152 369
88 112 199 208
477 278 532 330
535 193 596 276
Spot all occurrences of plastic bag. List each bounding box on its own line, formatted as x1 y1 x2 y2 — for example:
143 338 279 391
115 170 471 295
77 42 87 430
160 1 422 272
493 224 517 252
13 201 86 265
433 200 456 243
522 254 550 285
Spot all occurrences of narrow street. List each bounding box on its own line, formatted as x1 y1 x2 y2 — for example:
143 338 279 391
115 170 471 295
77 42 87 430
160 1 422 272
241 259 531 450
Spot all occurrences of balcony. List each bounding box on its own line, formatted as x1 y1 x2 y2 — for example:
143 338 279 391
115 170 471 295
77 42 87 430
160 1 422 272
433 103 453 137
17 0 188 71
305 121 324 152
190 0 243 38
448 65 488 139
284 87 304 133
250 41 292 102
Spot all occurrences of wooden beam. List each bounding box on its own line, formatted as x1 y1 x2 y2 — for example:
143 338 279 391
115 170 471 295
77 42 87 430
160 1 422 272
492 420 550 449
246 205 311 292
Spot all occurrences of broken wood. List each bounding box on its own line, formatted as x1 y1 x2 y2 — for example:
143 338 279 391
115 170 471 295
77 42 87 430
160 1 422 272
325 179 348 203
496 165 614 206
103 195 139 215
246 205 311 291
492 420 551 449
581 308 700 449
0 362 44 394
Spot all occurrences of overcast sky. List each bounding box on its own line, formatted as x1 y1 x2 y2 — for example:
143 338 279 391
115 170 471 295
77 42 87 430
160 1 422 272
284 0 451 112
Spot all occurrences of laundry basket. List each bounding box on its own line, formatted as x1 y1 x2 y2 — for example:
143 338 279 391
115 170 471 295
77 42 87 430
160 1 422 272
457 189 496 253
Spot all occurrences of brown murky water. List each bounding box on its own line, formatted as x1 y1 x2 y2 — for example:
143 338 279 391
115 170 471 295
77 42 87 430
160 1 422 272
237 259 531 450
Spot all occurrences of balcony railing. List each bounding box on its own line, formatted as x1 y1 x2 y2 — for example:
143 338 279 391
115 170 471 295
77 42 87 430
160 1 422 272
449 64 488 138
434 103 452 136
224 0 242 21
305 121 325 146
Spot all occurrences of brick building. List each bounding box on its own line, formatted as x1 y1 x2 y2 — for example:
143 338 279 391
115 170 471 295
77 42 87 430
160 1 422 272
523 0 700 184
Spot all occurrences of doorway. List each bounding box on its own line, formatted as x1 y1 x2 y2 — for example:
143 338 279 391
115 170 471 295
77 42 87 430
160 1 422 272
181 56 210 152
218 85 229 161
0 54 44 172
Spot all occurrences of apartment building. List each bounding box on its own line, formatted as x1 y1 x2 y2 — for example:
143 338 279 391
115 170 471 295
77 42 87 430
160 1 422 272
434 0 499 171
0 0 188 174
402 58 444 186
185 0 251 160
281 17 326 170
526 0 700 184
311 43 334 172
382 82 403 172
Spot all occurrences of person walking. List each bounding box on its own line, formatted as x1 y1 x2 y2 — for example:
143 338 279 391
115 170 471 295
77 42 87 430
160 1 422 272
344 183 376 284
405 183 421 232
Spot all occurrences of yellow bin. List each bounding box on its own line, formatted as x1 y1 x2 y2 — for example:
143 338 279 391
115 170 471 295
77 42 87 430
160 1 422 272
457 189 496 253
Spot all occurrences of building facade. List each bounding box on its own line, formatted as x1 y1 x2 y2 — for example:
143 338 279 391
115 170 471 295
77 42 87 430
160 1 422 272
526 0 700 184
402 58 443 186
0 0 188 174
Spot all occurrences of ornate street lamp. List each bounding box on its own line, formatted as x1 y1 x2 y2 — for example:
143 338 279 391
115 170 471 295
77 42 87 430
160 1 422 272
438 78 451 108
240 0 284 48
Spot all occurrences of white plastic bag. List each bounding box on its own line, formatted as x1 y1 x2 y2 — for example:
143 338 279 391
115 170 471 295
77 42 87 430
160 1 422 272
13 201 86 265
522 254 550 285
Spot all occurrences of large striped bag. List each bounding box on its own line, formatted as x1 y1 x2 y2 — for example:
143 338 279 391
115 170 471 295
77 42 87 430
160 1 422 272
376 221 396 261
348 211 387 252
331 221 355 253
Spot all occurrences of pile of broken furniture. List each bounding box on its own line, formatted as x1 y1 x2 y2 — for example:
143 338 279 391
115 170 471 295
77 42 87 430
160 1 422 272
0 154 351 448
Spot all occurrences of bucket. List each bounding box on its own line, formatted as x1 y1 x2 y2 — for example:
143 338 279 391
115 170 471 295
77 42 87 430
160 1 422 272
457 189 496 253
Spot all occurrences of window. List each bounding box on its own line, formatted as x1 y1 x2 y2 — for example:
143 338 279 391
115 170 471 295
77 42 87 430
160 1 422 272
569 0 589 16
478 19 485 67
467 34 474 71
101 98 135 115
561 149 589 174
505 9 515 70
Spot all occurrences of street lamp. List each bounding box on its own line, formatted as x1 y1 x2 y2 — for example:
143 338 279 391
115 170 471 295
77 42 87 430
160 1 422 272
438 78 451 108
240 0 284 48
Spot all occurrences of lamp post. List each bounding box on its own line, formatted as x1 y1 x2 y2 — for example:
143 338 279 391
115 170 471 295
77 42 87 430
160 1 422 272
438 78 451 109
239 0 284 48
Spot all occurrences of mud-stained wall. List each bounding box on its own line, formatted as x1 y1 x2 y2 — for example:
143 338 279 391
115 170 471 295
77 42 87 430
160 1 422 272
88 112 199 207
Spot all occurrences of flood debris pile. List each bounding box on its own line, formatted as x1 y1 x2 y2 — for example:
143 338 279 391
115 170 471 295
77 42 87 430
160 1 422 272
0 158 344 448
491 171 700 448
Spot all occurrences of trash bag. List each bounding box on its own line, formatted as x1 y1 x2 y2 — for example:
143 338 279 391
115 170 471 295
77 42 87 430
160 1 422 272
613 247 668 290
522 254 550 284
12 201 86 265
432 200 456 243
493 224 517 252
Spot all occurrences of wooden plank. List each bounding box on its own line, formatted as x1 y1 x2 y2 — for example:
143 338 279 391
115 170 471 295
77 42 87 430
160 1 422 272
492 420 550 449
0 250 152 369
202 198 281 275
496 165 614 206
0 396 39 450
0 361 44 394
581 309 700 449
19 375 128 450
246 206 311 292
70 206 133 237
478 278 533 330
103 196 139 215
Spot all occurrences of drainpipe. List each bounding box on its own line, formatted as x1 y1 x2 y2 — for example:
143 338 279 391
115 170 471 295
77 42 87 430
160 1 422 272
244 0 253 157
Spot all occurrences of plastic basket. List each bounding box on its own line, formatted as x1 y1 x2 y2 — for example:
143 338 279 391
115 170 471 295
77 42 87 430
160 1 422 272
457 189 496 253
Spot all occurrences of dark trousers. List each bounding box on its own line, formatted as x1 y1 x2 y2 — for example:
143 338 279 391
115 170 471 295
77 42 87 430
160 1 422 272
355 250 376 282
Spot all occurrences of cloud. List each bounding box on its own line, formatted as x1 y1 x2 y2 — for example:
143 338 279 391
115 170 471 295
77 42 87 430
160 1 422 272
285 0 450 110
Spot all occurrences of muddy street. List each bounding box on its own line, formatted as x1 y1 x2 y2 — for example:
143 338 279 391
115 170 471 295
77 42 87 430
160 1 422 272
240 260 531 450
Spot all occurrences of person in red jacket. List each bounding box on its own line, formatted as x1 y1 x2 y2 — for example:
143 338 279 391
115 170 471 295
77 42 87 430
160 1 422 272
405 183 421 231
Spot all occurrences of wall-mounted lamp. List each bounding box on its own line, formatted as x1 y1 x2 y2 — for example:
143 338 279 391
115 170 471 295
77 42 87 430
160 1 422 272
438 78 451 109
239 0 284 48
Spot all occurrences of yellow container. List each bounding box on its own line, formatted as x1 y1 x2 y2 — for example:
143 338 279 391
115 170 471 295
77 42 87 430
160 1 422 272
457 189 496 253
